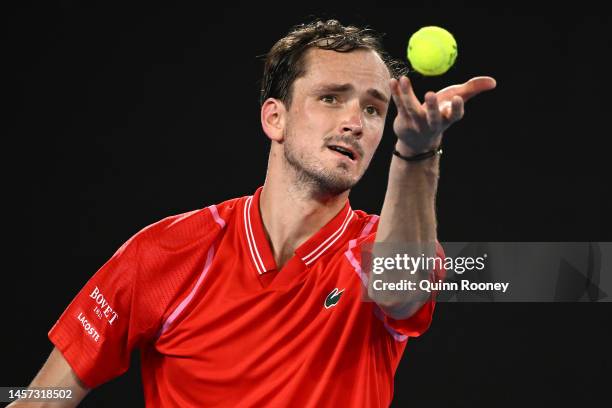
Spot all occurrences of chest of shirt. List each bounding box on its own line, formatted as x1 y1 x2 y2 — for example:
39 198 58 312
152 232 372 361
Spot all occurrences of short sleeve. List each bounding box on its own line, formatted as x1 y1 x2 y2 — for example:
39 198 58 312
350 227 445 339
382 242 446 338
48 231 154 388
385 243 445 337
48 207 224 388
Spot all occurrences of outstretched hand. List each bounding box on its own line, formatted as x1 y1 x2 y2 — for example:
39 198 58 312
389 75 497 154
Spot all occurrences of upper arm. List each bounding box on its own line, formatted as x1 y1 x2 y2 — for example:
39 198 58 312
7 347 90 408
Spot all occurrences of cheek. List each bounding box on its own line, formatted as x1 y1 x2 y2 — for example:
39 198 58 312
289 105 328 134
360 134 383 164
365 115 386 131
366 129 384 151
301 100 339 127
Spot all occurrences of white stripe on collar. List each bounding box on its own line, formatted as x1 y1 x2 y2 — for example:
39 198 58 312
302 209 354 266
244 196 266 274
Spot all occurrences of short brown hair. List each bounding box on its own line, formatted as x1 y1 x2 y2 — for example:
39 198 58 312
260 19 407 107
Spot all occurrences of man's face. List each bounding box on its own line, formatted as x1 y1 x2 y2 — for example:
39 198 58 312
282 47 391 196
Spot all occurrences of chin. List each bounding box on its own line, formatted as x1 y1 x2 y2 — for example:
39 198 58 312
314 170 360 196
284 149 362 195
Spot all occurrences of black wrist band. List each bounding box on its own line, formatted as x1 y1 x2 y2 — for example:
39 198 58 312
392 145 443 162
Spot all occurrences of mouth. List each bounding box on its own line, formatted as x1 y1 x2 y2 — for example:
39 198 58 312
327 145 357 161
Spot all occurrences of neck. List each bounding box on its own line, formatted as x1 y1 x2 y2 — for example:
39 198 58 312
260 153 349 269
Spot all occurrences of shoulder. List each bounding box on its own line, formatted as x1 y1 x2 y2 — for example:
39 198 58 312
103 195 250 300
126 195 246 255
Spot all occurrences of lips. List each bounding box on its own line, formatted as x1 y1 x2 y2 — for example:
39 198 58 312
327 144 357 161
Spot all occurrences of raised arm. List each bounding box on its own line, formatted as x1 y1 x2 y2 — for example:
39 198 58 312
371 75 496 319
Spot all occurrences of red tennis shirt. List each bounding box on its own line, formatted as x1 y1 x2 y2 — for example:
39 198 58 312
49 187 442 407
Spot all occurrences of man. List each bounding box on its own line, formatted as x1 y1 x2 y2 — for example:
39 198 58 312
12 19 495 407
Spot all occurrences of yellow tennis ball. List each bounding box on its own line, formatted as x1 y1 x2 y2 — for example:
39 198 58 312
407 26 458 76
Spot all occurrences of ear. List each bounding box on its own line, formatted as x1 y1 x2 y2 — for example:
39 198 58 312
261 98 287 142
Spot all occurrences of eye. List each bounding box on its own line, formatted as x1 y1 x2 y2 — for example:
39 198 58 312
365 105 380 116
321 95 338 104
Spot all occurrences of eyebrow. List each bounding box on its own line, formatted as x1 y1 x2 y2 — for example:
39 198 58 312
314 83 389 104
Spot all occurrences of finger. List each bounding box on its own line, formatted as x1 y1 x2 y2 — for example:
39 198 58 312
442 95 464 124
461 77 496 101
389 78 412 119
424 92 442 130
396 76 424 119
437 76 497 103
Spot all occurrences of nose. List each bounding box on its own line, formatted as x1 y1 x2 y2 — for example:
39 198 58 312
340 102 363 138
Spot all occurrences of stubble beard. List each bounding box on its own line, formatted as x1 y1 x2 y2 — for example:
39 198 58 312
283 131 361 197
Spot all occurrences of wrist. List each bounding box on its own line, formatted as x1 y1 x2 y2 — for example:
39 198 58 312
395 139 441 157
393 143 442 164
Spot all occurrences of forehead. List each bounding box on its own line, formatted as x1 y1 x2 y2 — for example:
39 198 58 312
296 47 391 96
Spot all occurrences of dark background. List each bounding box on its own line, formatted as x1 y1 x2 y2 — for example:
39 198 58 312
4 1 611 407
